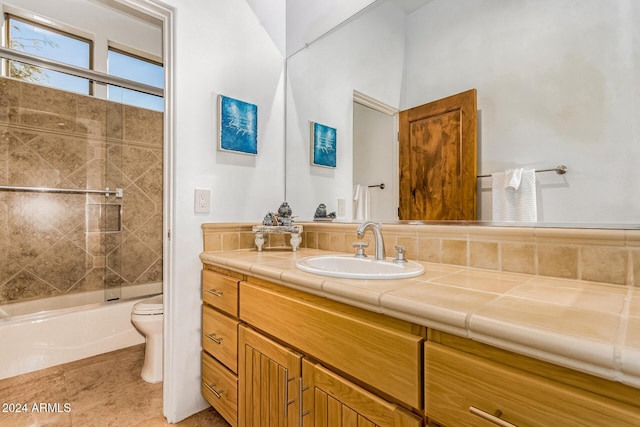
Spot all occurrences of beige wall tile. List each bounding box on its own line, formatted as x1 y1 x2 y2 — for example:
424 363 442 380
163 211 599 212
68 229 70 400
317 232 331 250
123 106 163 146
535 227 626 246
330 232 345 252
631 248 640 287
76 95 107 137
200 222 639 290
20 83 77 131
221 233 239 251
304 231 318 249
442 239 467 266
469 241 498 270
0 76 164 306
239 232 255 249
580 246 628 285
396 235 418 261
538 244 578 279
501 242 535 274
0 78 20 124
268 233 285 248
203 232 222 252
417 238 441 263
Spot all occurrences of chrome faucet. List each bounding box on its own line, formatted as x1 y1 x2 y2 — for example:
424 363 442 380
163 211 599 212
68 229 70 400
356 221 386 260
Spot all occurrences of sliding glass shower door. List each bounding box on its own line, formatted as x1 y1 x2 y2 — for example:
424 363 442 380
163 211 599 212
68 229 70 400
0 63 162 318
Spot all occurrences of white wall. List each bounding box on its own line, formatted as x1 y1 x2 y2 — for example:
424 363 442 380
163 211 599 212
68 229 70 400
286 0 376 57
405 0 640 223
246 0 286 56
162 0 285 421
285 0 406 220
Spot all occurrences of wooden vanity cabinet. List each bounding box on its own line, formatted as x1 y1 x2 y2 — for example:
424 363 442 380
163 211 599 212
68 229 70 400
238 323 422 427
201 267 243 427
302 359 422 427
237 277 425 426
424 333 640 427
239 277 425 410
201 263 640 427
238 325 302 427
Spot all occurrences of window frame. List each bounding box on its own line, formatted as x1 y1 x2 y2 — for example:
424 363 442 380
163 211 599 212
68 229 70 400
4 12 95 95
107 44 164 110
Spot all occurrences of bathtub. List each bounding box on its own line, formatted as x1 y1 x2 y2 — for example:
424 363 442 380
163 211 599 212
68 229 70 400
0 282 162 380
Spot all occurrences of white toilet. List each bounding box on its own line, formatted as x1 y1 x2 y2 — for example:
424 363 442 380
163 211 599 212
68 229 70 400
131 294 163 383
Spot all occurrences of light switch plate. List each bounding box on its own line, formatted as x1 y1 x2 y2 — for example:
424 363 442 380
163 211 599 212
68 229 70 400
337 198 346 216
194 189 211 213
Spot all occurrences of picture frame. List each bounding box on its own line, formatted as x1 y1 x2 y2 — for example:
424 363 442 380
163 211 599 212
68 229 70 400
310 121 337 168
218 95 258 155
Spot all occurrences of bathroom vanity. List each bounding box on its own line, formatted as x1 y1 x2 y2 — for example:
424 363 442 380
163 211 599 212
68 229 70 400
200 222 640 426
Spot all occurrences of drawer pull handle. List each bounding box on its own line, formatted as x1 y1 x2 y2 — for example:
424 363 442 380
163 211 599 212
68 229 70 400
205 333 223 344
204 382 223 399
469 407 517 427
283 368 289 418
299 377 310 425
206 289 223 297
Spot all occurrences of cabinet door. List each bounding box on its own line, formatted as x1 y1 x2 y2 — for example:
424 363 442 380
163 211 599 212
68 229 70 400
301 359 423 427
239 325 303 427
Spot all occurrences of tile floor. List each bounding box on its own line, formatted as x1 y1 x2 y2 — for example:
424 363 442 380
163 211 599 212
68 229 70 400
0 345 231 427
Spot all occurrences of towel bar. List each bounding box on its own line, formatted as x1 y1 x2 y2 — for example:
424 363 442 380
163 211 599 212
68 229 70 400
477 165 567 179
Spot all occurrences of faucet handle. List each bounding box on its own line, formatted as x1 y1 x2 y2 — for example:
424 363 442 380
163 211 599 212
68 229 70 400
393 245 407 263
352 242 369 258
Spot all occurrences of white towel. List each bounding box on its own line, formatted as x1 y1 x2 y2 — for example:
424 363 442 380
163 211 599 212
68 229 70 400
492 168 537 222
504 168 523 191
353 184 370 221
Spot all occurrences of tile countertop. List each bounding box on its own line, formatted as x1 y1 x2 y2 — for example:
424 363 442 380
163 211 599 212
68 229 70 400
199 248 640 390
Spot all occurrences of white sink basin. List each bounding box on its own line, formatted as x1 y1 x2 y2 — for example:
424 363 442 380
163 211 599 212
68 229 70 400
295 255 424 280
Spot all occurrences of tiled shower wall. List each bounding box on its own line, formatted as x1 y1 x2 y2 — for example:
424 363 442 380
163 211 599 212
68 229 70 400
0 76 163 305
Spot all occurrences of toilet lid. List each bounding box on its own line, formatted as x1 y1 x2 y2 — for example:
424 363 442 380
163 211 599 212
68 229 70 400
132 294 163 314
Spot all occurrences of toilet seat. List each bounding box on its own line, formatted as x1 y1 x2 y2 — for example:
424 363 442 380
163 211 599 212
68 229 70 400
132 294 163 315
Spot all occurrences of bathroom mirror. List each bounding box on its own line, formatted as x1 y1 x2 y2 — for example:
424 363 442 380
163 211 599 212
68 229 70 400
284 0 640 227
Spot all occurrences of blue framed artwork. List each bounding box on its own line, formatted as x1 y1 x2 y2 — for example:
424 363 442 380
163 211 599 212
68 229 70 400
218 95 258 155
311 121 337 168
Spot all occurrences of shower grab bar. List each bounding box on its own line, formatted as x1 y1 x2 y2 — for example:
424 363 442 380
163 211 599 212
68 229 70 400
0 185 123 198
477 165 567 179
0 47 163 97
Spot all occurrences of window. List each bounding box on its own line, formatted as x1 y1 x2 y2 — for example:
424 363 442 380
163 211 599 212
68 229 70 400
6 14 92 95
108 48 164 111
4 11 163 111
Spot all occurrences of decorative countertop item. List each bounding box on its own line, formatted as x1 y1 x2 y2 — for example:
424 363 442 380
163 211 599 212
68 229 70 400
251 224 303 252
313 203 336 221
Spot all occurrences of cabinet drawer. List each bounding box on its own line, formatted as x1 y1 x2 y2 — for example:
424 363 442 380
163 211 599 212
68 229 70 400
240 280 423 409
424 342 640 427
202 351 238 427
203 304 239 372
202 269 239 317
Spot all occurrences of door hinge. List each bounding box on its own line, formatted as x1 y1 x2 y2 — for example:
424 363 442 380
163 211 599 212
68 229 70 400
167 229 171 240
